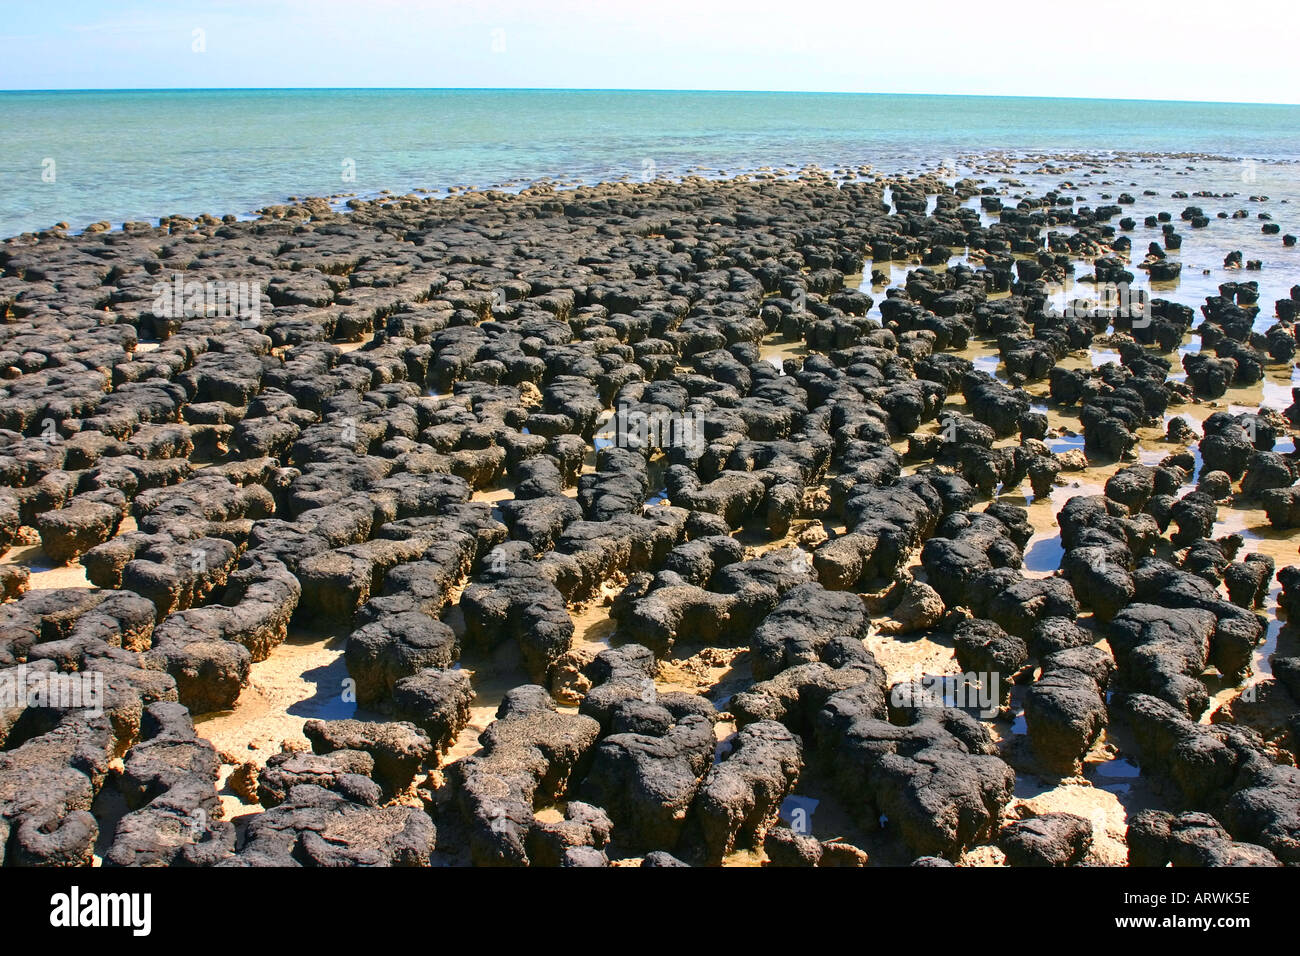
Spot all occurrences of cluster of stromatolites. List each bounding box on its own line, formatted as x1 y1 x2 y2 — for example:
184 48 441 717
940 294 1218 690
1 169 1298 867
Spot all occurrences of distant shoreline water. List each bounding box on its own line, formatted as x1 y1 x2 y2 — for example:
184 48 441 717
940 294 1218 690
3 88 1299 239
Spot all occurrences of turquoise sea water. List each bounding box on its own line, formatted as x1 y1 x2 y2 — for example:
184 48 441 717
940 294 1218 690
2 88 1299 237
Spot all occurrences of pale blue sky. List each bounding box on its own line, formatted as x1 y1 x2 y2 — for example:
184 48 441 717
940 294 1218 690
1 0 1296 104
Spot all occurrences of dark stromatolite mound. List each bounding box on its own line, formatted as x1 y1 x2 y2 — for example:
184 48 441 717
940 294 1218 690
1024 646 1113 775
450 686 601 866
1120 692 1300 863
302 718 434 797
256 749 380 808
105 701 234 866
578 708 715 854
679 720 803 865
1126 810 1280 867
749 582 870 680
612 545 814 656
998 813 1093 867
814 685 1015 860
225 785 437 867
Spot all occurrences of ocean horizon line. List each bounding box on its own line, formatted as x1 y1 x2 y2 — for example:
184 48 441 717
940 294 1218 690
2 87 1299 108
